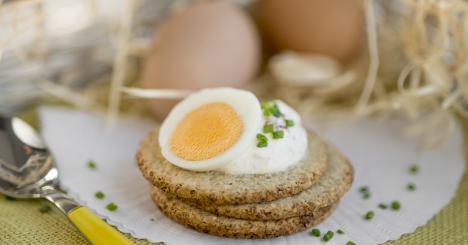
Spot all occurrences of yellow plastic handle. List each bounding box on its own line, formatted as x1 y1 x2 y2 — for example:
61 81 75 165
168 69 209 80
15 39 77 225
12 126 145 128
68 206 132 245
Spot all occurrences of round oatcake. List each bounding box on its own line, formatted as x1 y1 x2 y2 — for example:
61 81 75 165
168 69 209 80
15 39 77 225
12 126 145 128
151 187 336 239
152 144 353 221
137 128 329 205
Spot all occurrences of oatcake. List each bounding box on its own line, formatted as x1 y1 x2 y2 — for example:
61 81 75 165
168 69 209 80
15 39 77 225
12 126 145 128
137 128 329 205
151 187 336 239
151 144 353 221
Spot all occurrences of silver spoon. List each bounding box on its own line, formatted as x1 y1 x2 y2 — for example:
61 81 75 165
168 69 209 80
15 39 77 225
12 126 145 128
0 116 132 245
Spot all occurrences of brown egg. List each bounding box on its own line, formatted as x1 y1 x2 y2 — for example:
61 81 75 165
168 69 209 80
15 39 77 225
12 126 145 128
254 0 364 63
140 1 260 119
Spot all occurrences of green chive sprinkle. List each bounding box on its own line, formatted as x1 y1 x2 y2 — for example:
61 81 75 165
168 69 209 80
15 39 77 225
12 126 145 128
4 195 16 201
322 230 334 242
310 228 321 237
346 241 356 245
87 160 97 169
263 124 274 134
272 130 284 139
106 202 118 211
362 192 371 199
256 133 267 141
285 119 295 128
271 104 282 117
256 133 268 148
391 201 401 211
364 211 374 220
337 229 344 234
95 191 105 199
359 186 369 193
378 203 388 209
39 204 51 214
408 164 419 174
406 183 416 191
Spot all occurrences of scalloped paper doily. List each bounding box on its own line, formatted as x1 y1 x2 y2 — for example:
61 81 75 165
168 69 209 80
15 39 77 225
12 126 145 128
40 107 464 245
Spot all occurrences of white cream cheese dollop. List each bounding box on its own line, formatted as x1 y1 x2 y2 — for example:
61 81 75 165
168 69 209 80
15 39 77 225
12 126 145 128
218 100 308 174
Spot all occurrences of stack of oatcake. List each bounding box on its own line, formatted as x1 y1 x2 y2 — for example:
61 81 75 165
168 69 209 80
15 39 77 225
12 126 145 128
137 129 354 238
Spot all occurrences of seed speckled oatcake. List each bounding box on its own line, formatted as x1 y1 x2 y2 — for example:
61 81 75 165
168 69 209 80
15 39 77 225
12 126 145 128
137 128 329 206
151 144 353 221
151 186 336 239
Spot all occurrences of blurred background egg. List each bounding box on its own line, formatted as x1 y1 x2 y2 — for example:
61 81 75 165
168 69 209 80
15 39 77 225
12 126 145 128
140 1 260 119
254 0 364 63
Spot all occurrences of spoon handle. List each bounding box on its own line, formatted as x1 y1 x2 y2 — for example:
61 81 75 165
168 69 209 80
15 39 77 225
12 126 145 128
68 206 132 245
45 190 132 245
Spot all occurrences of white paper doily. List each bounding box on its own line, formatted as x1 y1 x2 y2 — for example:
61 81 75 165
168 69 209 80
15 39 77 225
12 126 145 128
40 107 465 245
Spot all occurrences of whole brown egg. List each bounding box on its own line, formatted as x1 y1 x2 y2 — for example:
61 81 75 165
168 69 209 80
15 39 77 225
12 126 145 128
140 1 260 119
254 0 364 63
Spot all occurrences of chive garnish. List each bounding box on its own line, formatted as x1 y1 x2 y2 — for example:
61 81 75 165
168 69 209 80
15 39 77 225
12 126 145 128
106 202 118 211
256 133 267 141
270 103 282 117
310 228 321 237
285 119 295 128
359 186 371 199
408 164 419 174
406 183 416 191
362 192 371 199
256 133 268 148
322 230 334 242
337 229 344 234
39 204 51 213
95 191 105 199
346 241 356 245
359 186 369 193
391 201 401 210
272 130 284 139
263 124 274 134
87 160 97 169
364 211 374 220
378 203 388 209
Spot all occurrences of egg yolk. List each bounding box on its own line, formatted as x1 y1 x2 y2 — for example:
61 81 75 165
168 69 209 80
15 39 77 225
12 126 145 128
170 102 244 161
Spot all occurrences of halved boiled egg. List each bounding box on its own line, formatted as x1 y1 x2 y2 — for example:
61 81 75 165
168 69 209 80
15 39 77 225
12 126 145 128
158 87 263 171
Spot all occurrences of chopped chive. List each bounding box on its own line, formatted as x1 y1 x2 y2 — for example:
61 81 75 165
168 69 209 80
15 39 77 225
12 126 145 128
322 230 334 242
364 211 374 220
256 133 268 148
106 202 118 211
4 195 16 201
408 164 419 174
362 192 371 199
406 183 416 191
391 201 401 211
87 160 97 169
310 228 321 237
359 186 369 193
272 130 284 139
39 204 51 213
285 119 295 128
378 203 388 209
270 103 282 117
256 133 267 141
95 191 105 199
337 229 344 234
263 124 274 134
346 241 356 245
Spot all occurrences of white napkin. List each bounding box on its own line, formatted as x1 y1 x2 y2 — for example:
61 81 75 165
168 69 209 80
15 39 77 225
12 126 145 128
40 107 465 245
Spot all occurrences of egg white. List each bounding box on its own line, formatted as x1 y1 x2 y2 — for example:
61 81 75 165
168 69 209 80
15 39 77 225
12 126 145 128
159 87 263 171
